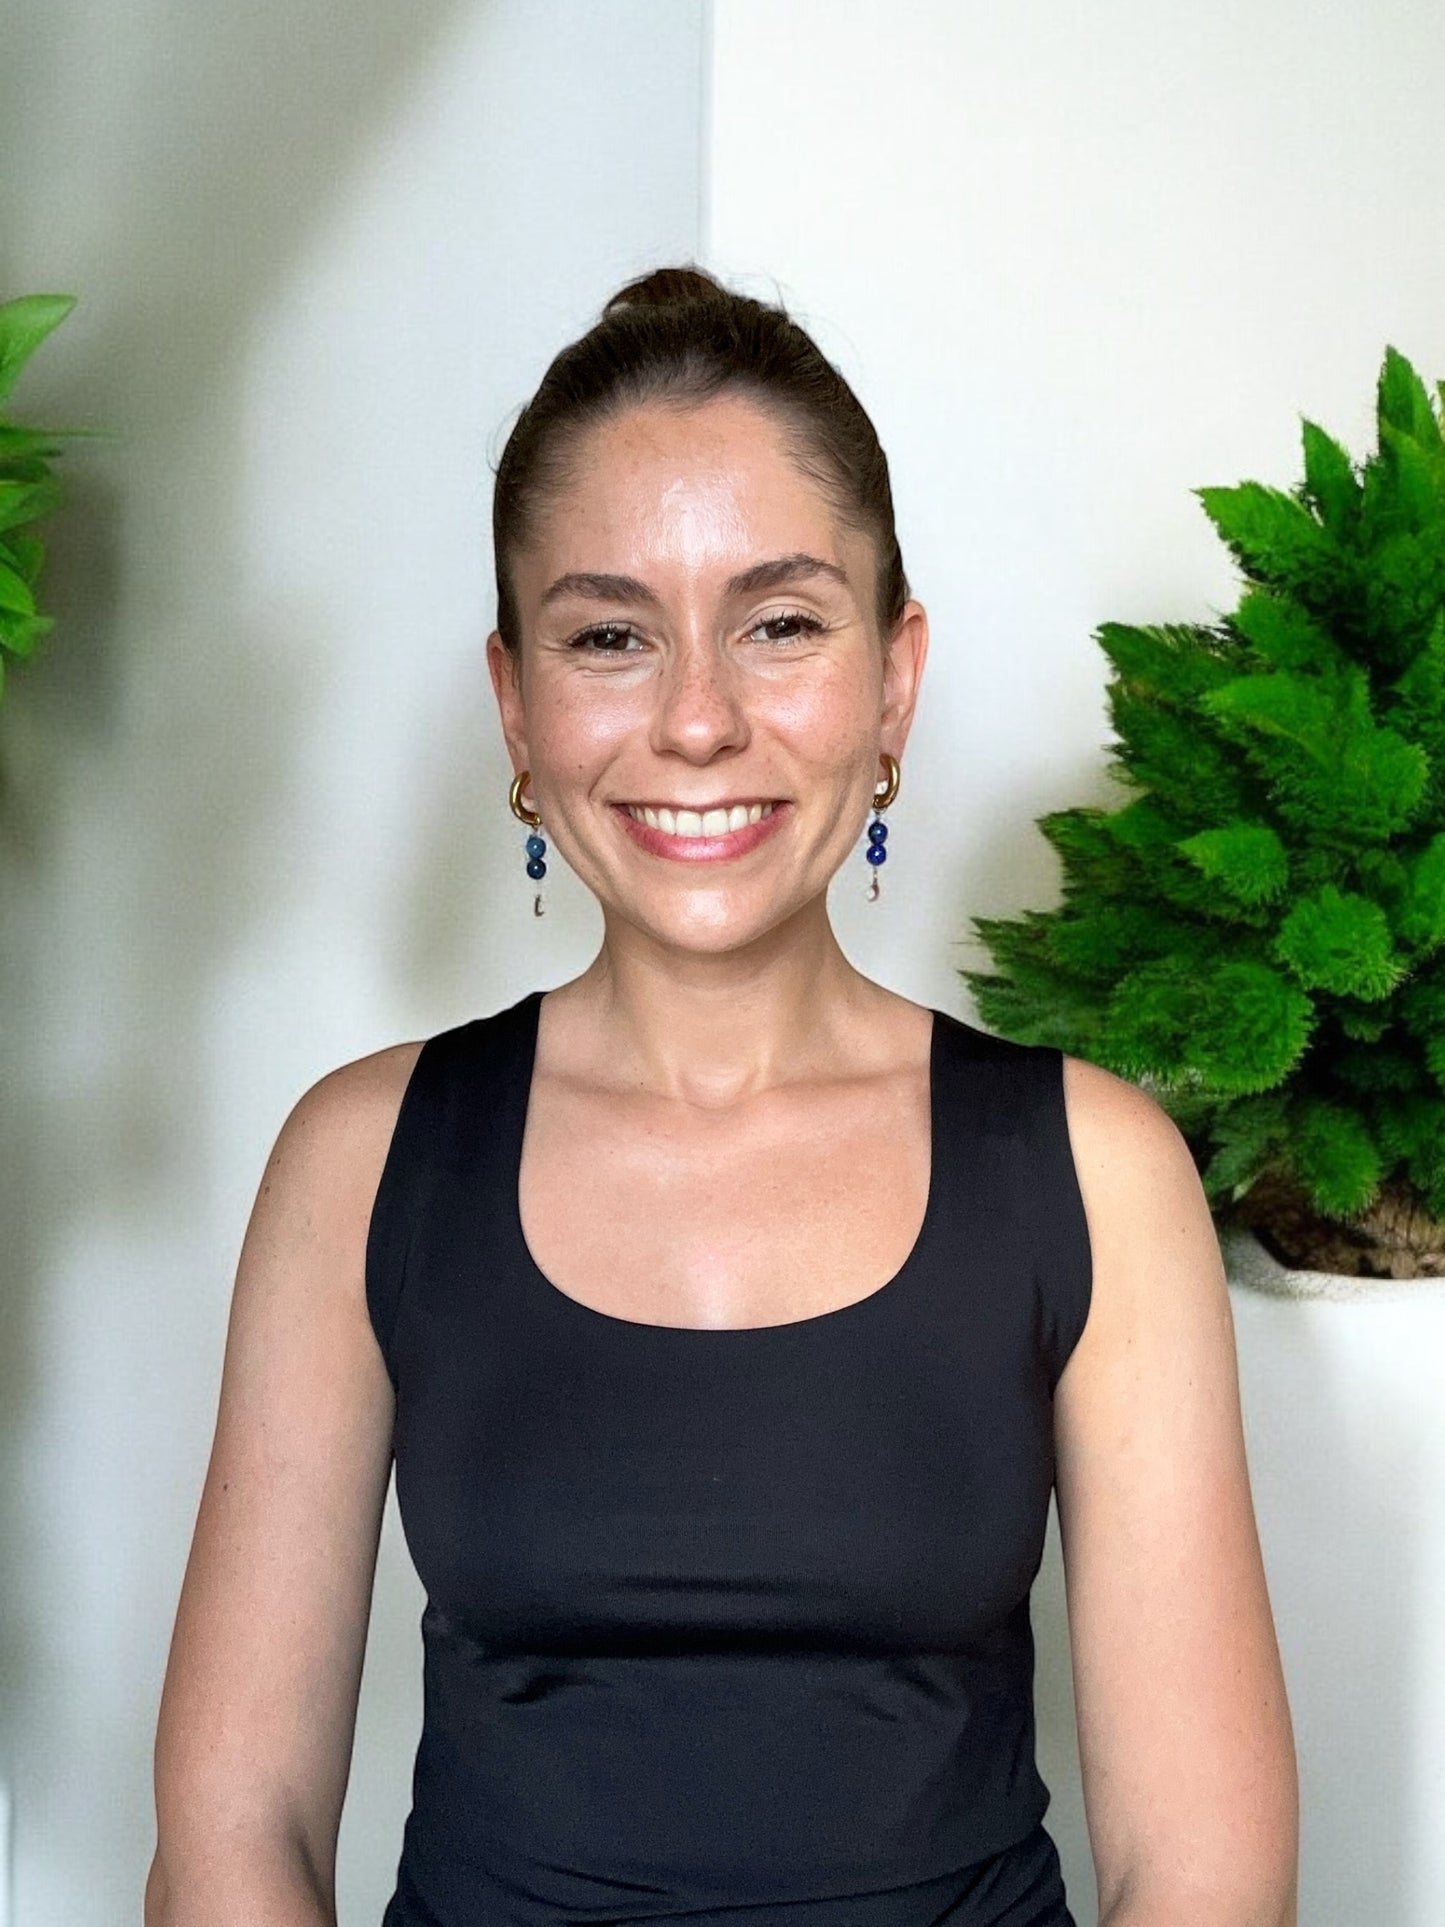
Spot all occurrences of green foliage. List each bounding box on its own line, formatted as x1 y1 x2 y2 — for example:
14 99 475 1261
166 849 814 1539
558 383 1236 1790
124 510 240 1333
0 294 78 701
962 345 1445 1228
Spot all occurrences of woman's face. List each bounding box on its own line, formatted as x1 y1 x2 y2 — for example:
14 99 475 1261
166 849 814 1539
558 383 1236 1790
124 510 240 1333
487 392 928 955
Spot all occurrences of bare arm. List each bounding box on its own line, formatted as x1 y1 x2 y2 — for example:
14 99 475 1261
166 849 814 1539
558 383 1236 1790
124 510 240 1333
1055 1058 1299 1927
146 1042 422 1926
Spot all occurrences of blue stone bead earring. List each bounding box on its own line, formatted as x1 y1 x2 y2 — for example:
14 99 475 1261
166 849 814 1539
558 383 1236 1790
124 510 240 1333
865 751 900 901
509 769 547 918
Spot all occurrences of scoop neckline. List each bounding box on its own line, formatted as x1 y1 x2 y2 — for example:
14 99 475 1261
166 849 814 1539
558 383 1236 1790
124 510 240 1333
506 987 942 1337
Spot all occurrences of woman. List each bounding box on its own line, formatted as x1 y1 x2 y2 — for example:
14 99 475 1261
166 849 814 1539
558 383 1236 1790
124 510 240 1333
147 266 1299 1926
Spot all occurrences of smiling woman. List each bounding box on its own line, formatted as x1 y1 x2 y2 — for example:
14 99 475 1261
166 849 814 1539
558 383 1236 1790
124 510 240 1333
147 265 1298 1927
482 281 922 947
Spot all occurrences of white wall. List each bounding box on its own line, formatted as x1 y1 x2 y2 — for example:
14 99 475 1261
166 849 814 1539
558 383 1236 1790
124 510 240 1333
705 2 1445 1920
0 4 704 1922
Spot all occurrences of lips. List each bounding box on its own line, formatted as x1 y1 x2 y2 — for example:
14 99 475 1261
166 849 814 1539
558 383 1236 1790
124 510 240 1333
612 799 790 862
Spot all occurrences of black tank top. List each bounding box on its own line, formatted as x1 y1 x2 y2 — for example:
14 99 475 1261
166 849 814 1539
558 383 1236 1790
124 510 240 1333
366 988 1092 1926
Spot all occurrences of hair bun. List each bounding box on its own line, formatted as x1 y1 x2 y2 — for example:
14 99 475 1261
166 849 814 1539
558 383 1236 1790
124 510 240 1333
601 264 728 317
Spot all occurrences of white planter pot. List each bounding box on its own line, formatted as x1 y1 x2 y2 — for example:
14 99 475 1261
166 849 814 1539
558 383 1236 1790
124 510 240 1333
1221 1220 1445 1302
1221 1224 1445 1926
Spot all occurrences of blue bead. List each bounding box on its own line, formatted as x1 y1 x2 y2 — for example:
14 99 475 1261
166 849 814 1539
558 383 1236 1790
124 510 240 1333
526 834 547 858
526 858 547 881
866 844 887 866
868 819 888 844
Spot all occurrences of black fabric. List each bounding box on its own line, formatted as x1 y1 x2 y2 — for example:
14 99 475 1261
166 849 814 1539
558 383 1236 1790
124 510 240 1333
366 989 1092 1926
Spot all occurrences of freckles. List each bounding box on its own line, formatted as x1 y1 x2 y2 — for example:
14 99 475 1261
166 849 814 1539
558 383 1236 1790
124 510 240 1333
538 685 638 761
762 663 868 741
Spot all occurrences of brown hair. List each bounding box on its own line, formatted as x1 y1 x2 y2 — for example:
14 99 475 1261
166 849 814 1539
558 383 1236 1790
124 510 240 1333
490 263 910 655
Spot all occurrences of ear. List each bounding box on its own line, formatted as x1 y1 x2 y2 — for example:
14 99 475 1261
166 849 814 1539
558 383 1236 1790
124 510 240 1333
880 600 929 757
486 630 531 774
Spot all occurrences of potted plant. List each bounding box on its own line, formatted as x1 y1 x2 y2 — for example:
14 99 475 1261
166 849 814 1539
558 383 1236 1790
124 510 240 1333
962 343 1445 1298
967 351 1445 1924
0 292 78 705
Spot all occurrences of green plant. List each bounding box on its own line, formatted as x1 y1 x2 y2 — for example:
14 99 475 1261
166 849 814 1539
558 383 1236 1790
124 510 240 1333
962 346 1445 1275
0 293 78 703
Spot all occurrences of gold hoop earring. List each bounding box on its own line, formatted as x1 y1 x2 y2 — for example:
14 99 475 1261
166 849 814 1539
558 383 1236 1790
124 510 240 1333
508 770 547 917
874 751 900 810
509 770 542 828
865 752 899 901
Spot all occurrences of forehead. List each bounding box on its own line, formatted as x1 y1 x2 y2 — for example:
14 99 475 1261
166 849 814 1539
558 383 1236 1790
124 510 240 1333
528 393 852 573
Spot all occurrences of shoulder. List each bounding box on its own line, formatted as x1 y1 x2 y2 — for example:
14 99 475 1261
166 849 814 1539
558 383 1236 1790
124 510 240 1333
283 1036 427 1155
1053 1046 1235 1412
1058 1049 1209 1240
274 1037 425 1183
242 1037 428 1291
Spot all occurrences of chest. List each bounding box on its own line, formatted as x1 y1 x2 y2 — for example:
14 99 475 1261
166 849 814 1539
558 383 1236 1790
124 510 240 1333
394 1237 1057 1657
516 1057 933 1330
380 1000 1081 1660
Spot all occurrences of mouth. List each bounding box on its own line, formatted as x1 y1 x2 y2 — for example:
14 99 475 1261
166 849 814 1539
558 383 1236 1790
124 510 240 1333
622 800 779 836
611 798 789 862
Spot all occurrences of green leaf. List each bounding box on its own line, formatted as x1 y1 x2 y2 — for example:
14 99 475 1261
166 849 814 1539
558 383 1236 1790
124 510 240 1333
1288 1095 1383 1217
1102 956 1314 1091
0 294 76 406
0 607 52 658
1377 344 1441 449
0 557 36 617
1273 883 1404 999
1097 795 1223 916
1361 523 1445 662
1 531 43 584
0 475 63 534
1103 691 1263 827
1227 588 1346 672
1336 1002 1392 1041
1200 1092 1293 1198
0 422 69 461
1178 823 1290 904
1397 833 1445 951
1377 419 1444 525
1095 620 1237 700
1331 1041 1422 1094
1045 900 1203 978
1300 418 1362 534
1202 666 1428 841
1195 481 1337 591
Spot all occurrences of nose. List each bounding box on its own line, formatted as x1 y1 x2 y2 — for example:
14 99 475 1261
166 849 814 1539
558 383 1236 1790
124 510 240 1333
649 632 750 763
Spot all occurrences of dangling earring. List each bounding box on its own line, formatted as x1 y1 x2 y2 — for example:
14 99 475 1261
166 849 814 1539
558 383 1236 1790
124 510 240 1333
865 752 900 901
509 770 547 917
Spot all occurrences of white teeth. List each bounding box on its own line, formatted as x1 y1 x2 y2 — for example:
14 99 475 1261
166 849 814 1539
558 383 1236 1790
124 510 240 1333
627 801 776 837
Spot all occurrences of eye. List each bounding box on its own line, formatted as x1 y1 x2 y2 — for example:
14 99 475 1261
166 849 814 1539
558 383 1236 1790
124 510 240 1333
566 610 826 654
749 609 826 644
568 622 644 653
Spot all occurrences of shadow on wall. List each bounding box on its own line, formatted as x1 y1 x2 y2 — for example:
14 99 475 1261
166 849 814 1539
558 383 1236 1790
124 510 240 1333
0 0 471 1913
2 0 472 427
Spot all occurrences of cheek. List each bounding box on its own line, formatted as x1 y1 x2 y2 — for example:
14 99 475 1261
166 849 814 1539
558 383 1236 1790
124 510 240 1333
530 681 638 768
755 659 878 768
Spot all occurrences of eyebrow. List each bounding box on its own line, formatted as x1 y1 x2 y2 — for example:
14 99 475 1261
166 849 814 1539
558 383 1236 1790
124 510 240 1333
537 551 851 610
